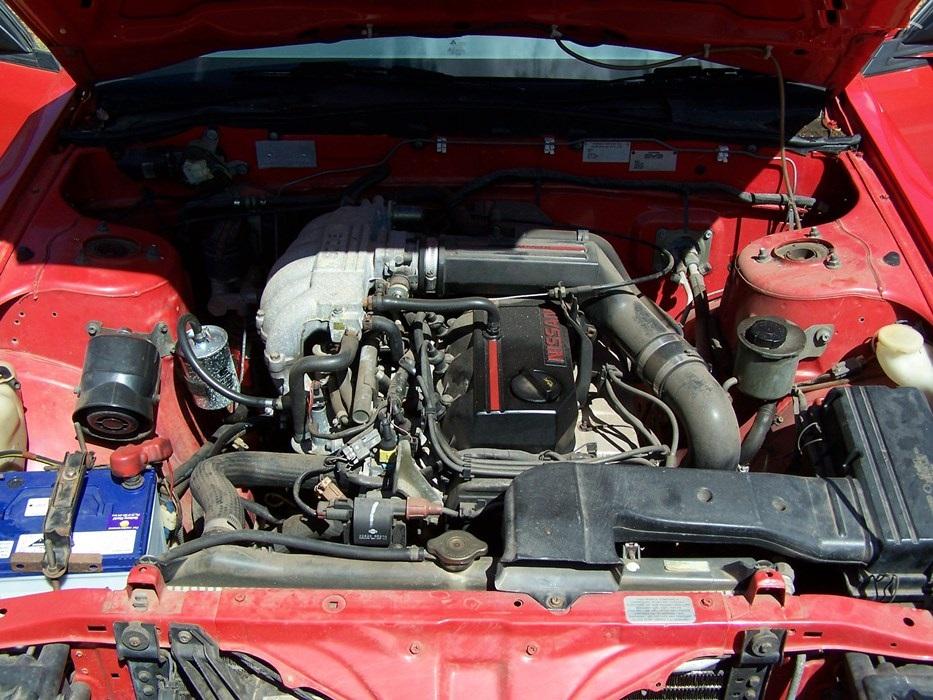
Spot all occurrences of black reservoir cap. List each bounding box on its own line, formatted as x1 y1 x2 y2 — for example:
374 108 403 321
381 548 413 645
745 318 788 349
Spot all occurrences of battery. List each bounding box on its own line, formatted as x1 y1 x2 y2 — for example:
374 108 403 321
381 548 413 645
0 467 163 597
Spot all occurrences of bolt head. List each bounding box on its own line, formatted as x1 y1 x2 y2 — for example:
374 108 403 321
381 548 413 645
177 630 193 643
546 595 565 608
752 639 775 655
123 632 146 650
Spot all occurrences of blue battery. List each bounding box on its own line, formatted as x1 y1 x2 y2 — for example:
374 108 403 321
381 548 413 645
0 466 163 596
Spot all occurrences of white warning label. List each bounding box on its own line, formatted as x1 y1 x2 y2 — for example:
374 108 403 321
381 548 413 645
624 596 697 624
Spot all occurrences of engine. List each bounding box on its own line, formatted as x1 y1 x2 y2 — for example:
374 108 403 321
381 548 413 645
52 194 931 608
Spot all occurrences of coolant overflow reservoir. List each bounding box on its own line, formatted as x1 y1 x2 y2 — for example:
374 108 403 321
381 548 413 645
875 324 933 400
0 363 26 470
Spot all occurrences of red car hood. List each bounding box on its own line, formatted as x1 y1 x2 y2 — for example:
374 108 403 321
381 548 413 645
8 0 919 89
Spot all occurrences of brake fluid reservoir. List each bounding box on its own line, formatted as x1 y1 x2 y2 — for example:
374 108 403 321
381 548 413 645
0 363 26 470
875 324 933 400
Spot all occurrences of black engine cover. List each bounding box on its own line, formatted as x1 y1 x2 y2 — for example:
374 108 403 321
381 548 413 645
442 303 577 453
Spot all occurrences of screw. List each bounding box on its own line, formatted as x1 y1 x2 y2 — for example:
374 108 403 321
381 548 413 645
752 247 770 263
700 597 713 608
824 252 841 269
703 229 713 240
409 641 423 655
141 684 155 696
751 638 776 656
137 671 152 683
806 226 821 238
525 643 539 656
234 593 246 603
546 595 566 609
814 328 832 346
122 631 147 651
177 630 193 644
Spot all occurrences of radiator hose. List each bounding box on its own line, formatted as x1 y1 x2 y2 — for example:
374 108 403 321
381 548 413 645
190 451 332 532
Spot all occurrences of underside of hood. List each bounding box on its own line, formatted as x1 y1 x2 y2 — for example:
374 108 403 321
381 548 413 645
8 0 919 89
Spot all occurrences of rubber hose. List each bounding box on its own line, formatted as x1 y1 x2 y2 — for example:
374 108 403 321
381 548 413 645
154 530 425 564
370 295 500 337
287 332 360 442
177 314 278 411
739 402 778 465
190 452 331 532
365 314 406 360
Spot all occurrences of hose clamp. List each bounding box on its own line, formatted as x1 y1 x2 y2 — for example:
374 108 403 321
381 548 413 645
635 333 705 395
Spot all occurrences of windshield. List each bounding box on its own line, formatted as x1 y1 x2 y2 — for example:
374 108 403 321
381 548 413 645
120 35 727 83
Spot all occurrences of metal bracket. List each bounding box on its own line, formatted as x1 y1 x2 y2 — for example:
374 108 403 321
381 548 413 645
802 324 835 358
655 228 714 277
170 624 245 700
8 450 99 582
86 321 175 357
725 628 788 700
114 622 170 698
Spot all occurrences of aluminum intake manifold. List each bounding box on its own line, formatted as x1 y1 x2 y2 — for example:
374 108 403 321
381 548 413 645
257 198 413 391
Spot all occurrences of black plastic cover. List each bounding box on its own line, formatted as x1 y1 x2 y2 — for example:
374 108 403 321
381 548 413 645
821 385 933 574
501 462 874 565
72 331 161 442
443 304 577 453
501 386 933 577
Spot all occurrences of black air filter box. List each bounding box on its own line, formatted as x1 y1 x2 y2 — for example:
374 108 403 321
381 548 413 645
820 385 933 580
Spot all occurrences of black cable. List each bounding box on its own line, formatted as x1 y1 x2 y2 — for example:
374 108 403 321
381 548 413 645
371 296 501 338
240 498 284 526
557 247 674 298
447 168 817 210
177 314 279 411
287 332 361 443
149 530 425 565
291 468 325 520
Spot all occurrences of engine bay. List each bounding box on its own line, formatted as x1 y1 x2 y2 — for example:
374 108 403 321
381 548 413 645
0 125 930 611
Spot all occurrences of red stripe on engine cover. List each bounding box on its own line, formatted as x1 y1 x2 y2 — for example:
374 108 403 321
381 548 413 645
486 337 502 412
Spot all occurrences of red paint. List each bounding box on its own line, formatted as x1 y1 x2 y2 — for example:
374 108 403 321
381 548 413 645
0 49 929 698
0 61 74 211
840 67 933 292
0 564 926 699
486 337 501 412
541 307 566 366
7 0 917 89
